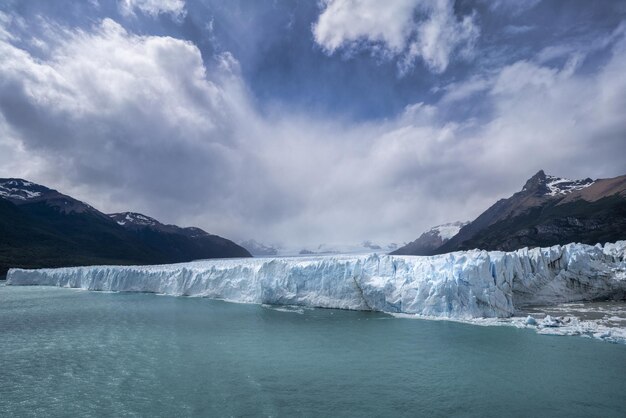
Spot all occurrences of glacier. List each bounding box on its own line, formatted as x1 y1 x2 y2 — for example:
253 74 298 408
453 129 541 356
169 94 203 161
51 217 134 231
6 241 626 320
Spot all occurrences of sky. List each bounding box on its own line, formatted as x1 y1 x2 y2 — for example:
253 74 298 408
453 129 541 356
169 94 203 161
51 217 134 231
0 0 625 248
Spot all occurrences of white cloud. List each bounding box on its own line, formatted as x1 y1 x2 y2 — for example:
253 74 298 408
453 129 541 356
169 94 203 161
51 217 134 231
485 0 542 15
0 16 625 248
118 0 186 20
312 0 479 74
410 0 480 74
536 22 626 66
312 0 417 54
503 25 535 35
439 76 491 104
0 18 250 226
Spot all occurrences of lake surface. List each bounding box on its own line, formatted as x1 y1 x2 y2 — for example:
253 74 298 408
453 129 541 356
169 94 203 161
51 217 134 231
1 284 625 417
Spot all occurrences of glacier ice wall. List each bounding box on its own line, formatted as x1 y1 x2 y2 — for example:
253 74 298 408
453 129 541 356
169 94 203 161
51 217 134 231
7 242 626 319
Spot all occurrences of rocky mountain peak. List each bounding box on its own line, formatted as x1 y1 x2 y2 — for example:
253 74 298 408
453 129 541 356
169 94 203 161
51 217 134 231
521 170 549 195
0 178 49 202
0 178 99 214
521 170 594 197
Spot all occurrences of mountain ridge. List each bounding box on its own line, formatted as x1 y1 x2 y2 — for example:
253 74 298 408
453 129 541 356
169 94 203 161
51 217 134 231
0 178 250 276
393 170 626 256
391 221 468 256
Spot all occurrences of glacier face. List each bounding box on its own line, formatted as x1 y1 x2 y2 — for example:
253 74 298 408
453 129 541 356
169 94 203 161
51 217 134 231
7 242 626 319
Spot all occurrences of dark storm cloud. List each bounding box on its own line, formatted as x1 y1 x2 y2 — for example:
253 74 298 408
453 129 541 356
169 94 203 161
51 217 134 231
0 1 625 248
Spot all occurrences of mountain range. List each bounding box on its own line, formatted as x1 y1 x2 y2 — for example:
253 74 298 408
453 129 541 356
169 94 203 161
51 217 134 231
0 179 250 276
239 240 400 256
392 170 626 255
2 170 624 275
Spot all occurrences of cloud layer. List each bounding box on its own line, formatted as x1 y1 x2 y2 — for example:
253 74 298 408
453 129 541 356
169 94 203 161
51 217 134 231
118 0 186 20
0 3 625 249
313 0 479 73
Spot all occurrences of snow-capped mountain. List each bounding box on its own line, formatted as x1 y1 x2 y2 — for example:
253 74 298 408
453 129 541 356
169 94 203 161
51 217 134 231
519 170 596 199
108 210 250 261
521 171 595 197
0 178 101 215
0 178 250 275
391 221 469 256
108 212 211 238
394 170 626 256
0 179 44 201
438 170 626 253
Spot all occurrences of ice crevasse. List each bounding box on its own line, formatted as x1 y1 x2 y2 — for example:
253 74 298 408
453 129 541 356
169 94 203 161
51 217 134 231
7 242 626 319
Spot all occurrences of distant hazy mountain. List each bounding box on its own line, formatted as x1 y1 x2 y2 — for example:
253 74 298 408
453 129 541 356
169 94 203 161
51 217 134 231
239 239 279 256
361 240 382 250
298 246 340 255
394 170 626 256
296 241 397 256
391 221 469 256
0 179 250 276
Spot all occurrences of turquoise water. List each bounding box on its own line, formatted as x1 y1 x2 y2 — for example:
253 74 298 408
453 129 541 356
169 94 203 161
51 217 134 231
1 285 625 417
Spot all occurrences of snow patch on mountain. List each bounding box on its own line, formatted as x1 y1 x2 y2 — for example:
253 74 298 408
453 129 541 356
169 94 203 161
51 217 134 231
392 221 470 256
430 221 469 240
545 175 595 196
0 179 43 201
109 212 158 227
